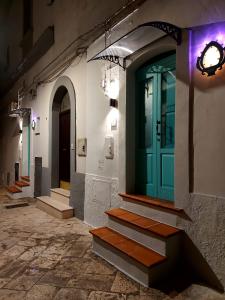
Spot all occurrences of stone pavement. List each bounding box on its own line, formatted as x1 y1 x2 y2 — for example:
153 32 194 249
0 189 224 299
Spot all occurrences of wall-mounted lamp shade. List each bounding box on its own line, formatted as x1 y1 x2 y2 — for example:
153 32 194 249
197 41 225 76
106 79 119 99
32 120 36 130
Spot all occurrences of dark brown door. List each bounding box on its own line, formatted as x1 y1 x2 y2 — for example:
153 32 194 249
59 110 70 182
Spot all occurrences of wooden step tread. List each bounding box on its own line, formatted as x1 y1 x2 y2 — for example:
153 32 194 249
90 227 166 267
15 181 30 187
106 208 181 238
21 176 30 182
7 186 22 193
51 188 70 198
119 193 183 213
37 196 73 211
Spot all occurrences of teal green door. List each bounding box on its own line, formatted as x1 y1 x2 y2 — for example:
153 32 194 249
136 53 176 201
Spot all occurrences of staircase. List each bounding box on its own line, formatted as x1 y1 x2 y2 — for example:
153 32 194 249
36 188 74 219
90 193 183 287
6 176 31 199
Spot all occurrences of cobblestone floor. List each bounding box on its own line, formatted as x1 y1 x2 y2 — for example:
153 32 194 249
0 189 224 299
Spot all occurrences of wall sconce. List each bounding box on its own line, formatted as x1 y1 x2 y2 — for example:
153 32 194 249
32 120 36 130
197 41 225 76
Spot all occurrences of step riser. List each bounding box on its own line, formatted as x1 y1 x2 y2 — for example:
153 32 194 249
7 186 32 199
36 199 73 219
20 186 32 198
108 218 167 256
51 191 70 206
93 237 169 287
122 201 177 226
6 192 22 200
21 177 30 182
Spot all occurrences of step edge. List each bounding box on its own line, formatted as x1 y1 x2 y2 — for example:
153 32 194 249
15 181 30 187
119 193 183 213
105 209 181 238
7 186 22 193
90 227 167 268
37 197 73 212
21 176 30 182
50 188 70 198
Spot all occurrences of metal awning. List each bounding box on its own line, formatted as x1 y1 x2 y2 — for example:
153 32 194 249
89 22 182 69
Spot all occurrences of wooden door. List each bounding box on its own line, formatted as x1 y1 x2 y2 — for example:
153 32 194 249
136 53 176 201
59 110 70 183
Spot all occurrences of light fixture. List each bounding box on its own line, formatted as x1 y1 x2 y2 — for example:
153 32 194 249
32 120 36 130
107 79 119 99
197 41 225 76
109 98 118 108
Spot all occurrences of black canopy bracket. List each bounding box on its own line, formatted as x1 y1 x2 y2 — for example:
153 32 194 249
91 55 125 70
143 21 182 45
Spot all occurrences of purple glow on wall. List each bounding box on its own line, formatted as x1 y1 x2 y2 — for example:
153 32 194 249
192 23 225 74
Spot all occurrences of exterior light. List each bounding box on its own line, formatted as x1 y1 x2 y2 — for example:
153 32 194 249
32 120 36 130
106 79 119 99
109 98 118 108
196 41 225 76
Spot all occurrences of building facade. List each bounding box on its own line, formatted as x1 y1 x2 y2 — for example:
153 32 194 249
0 0 225 291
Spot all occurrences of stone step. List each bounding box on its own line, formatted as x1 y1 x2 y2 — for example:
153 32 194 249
6 185 23 200
15 181 30 187
50 188 70 206
106 208 181 256
36 196 74 219
120 193 183 213
120 193 182 226
21 176 30 182
7 186 22 193
90 227 168 286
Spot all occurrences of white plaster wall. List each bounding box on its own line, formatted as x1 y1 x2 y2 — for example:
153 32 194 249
20 55 88 178
84 60 121 227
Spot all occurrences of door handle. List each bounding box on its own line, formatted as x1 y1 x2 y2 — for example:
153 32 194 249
156 120 161 136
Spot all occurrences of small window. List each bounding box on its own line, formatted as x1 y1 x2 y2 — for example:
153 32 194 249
23 0 33 35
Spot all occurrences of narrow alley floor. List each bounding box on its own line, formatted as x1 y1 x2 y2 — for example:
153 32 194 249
0 189 224 300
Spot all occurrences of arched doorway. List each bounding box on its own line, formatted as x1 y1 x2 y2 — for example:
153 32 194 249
125 38 177 202
49 76 76 194
51 86 70 189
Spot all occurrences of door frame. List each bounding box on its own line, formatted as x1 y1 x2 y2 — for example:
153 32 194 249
124 38 178 197
135 52 176 201
118 31 190 210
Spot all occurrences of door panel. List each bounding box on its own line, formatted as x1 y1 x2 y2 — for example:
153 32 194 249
136 53 175 201
59 110 70 183
157 67 175 201
161 154 174 187
136 75 157 198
